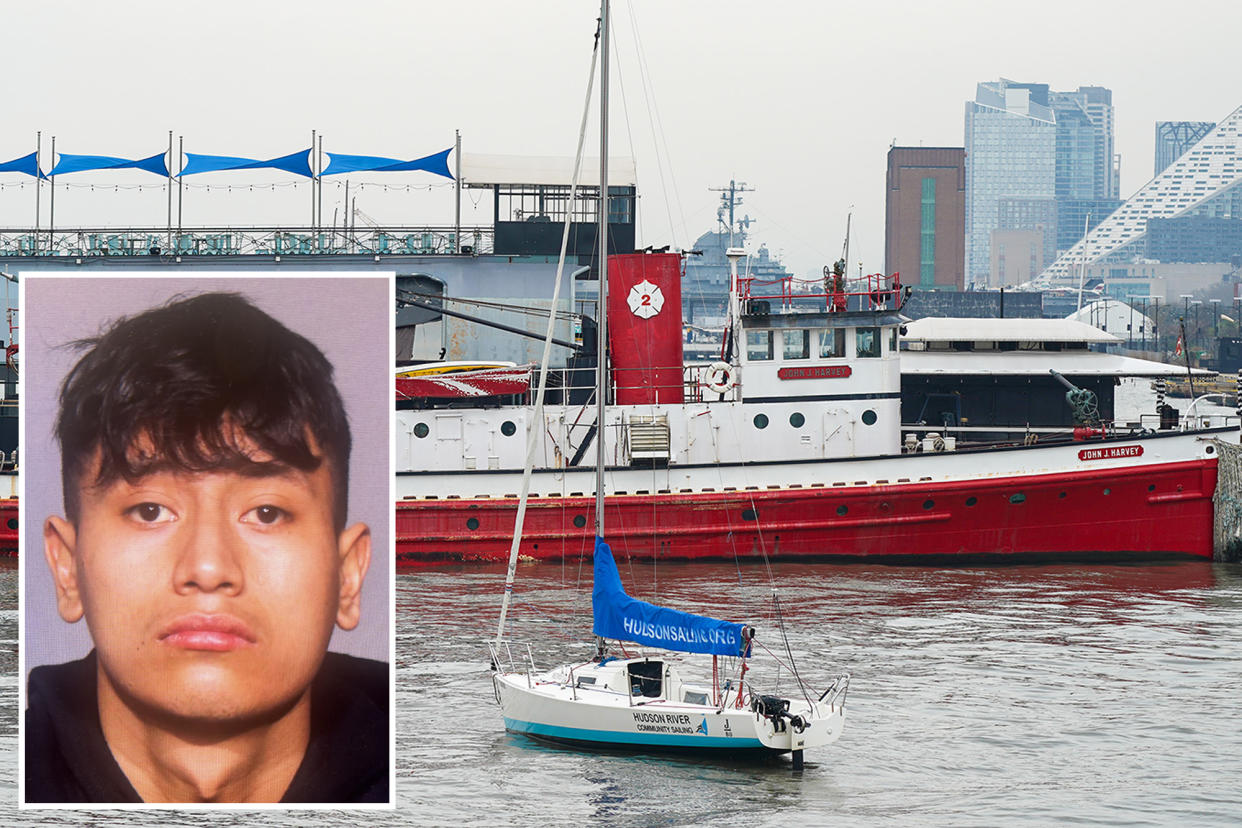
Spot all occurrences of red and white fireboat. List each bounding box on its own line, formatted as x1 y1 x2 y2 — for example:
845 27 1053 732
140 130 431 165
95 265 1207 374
395 250 1235 564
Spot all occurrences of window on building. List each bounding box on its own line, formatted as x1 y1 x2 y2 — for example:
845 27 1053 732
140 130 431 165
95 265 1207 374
746 330 773 361
920 177 936 286
856 327 880 358
783 329 810 360
819 328 845 358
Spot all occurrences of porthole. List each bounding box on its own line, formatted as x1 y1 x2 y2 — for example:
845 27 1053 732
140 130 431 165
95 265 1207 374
1058 491 1067 499
753 413 769 429
789 412 805 428
836 505 848 516
572 514 587 528
1102 488 1111 496
500 420 517 437
1009 493 1026 504
466 517 480 530
742 508 758 522
413 422 430 438
922 499 935 510
5 518 14 530
1147 484 1155 492
861 409 878 426
965 496 977 507
1206 445 1216 455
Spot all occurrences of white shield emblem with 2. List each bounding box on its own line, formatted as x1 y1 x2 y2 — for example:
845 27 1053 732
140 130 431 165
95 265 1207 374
627 280 664 319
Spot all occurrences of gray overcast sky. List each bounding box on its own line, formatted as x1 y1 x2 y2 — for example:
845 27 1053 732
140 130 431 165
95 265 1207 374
2 0 1238 279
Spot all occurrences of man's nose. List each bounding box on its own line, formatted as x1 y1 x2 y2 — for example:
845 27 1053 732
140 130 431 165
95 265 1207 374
172 513 244 595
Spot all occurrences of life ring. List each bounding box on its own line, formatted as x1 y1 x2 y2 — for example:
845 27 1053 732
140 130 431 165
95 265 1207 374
704 361 736 394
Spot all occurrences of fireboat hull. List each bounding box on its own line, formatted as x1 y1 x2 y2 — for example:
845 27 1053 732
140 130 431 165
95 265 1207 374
397 431 1225 564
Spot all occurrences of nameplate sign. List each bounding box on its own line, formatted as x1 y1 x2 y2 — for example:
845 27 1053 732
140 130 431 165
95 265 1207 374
778 365 852 380
1078 445 1143 461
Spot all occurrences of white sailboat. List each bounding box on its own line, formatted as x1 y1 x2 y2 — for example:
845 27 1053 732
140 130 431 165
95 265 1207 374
488 0 849 769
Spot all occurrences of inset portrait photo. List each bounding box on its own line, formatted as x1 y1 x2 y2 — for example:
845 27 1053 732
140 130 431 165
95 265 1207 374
20 274 394 806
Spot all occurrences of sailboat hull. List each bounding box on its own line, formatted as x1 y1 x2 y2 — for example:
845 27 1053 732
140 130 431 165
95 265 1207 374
493 663 847 758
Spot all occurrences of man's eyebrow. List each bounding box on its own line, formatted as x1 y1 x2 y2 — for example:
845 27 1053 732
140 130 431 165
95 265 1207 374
103 459 315 488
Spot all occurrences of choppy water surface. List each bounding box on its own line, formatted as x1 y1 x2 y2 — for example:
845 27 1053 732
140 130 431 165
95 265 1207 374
3 558 1242 825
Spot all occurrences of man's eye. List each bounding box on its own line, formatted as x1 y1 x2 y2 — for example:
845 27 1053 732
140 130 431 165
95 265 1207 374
242 505 288 526
126 502 175 524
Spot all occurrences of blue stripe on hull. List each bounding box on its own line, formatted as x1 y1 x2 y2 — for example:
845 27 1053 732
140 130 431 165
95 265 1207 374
504 717 769 751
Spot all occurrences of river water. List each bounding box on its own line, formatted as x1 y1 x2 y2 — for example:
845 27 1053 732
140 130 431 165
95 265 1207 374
3 556 1242 826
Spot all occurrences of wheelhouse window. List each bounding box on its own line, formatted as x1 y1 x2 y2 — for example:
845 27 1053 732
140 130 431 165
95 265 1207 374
783 329 810 360
746 330 773 361
856 326 880 358
819 327 845 358
889 327 898 353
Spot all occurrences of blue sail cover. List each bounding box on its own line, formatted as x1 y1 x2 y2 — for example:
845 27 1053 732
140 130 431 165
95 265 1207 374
49 152 168 177
322 147 453 178
592 536 749 656
0 151 46 178
179 148 313 177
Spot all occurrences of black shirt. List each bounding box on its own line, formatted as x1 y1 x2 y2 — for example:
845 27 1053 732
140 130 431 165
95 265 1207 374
24 650 389 804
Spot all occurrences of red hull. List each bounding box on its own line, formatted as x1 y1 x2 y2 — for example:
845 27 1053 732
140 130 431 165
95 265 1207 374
0 498 16 556
396 459 1218 564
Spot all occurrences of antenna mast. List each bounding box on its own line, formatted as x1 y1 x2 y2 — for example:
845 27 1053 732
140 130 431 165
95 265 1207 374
709 179 754 247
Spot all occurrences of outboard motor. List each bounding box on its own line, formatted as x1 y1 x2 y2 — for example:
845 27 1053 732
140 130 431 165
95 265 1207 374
750 694 807 733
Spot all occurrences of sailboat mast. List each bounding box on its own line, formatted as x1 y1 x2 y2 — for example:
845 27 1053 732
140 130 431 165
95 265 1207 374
595 0 610 539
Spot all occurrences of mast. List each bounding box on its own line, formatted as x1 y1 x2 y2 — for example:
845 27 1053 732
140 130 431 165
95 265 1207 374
595 0 609 539
1076 212 1090 313
494 7 602 643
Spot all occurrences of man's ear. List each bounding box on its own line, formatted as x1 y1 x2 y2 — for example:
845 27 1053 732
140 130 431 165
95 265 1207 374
43 517 84 623
335 523 371 631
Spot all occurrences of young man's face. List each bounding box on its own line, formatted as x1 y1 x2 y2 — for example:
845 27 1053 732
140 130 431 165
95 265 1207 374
43 446 370 724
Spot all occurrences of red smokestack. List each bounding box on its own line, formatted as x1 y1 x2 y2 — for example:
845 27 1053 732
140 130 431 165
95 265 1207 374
606 252 685 404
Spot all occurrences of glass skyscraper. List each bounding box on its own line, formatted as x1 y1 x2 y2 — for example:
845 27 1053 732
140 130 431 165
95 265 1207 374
965 80 1055 286
966 80 1119 286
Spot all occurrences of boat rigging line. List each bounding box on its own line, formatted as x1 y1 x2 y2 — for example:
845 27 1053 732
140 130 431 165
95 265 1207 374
396 287 584 352
495 12 601 644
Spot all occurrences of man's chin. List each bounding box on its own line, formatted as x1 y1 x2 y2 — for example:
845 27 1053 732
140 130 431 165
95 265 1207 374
107 661 311 732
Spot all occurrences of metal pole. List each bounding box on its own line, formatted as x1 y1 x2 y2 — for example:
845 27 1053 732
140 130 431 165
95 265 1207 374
454 129 462 253
177 136 184 248
343 179 350 251
1147 297 1157 352
34 132 41 253
1076 213 1089 313
166 130 173 249
49 135 55 253
317 133 324 240
311 129 316 231
594 0 609 539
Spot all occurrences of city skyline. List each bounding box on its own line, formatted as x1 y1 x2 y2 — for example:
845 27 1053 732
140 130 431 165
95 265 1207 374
0 0 1237 280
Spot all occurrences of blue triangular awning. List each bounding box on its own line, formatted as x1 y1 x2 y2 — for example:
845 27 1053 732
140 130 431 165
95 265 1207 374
0 151 46 179
322 147 453 178
179 148 313 178
591 536 750 657
49 152 169 177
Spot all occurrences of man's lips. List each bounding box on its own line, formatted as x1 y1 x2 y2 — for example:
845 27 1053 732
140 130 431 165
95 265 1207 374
158 614 257 652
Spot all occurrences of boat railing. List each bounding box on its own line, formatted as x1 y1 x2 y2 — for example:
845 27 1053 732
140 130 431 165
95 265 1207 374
488 640 538 687
0 225 495 258
683 362 741 402
816 673 850 716
739 271 906 314
901 412 1241 450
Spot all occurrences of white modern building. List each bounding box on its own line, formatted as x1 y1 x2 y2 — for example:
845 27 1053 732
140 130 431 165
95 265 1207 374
1038 105 1242 284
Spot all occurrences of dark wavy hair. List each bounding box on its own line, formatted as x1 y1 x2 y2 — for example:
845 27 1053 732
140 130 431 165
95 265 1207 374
56 292 351 529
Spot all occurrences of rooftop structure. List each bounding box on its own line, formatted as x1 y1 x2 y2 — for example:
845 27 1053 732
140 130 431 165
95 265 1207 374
1155 121 1215 176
